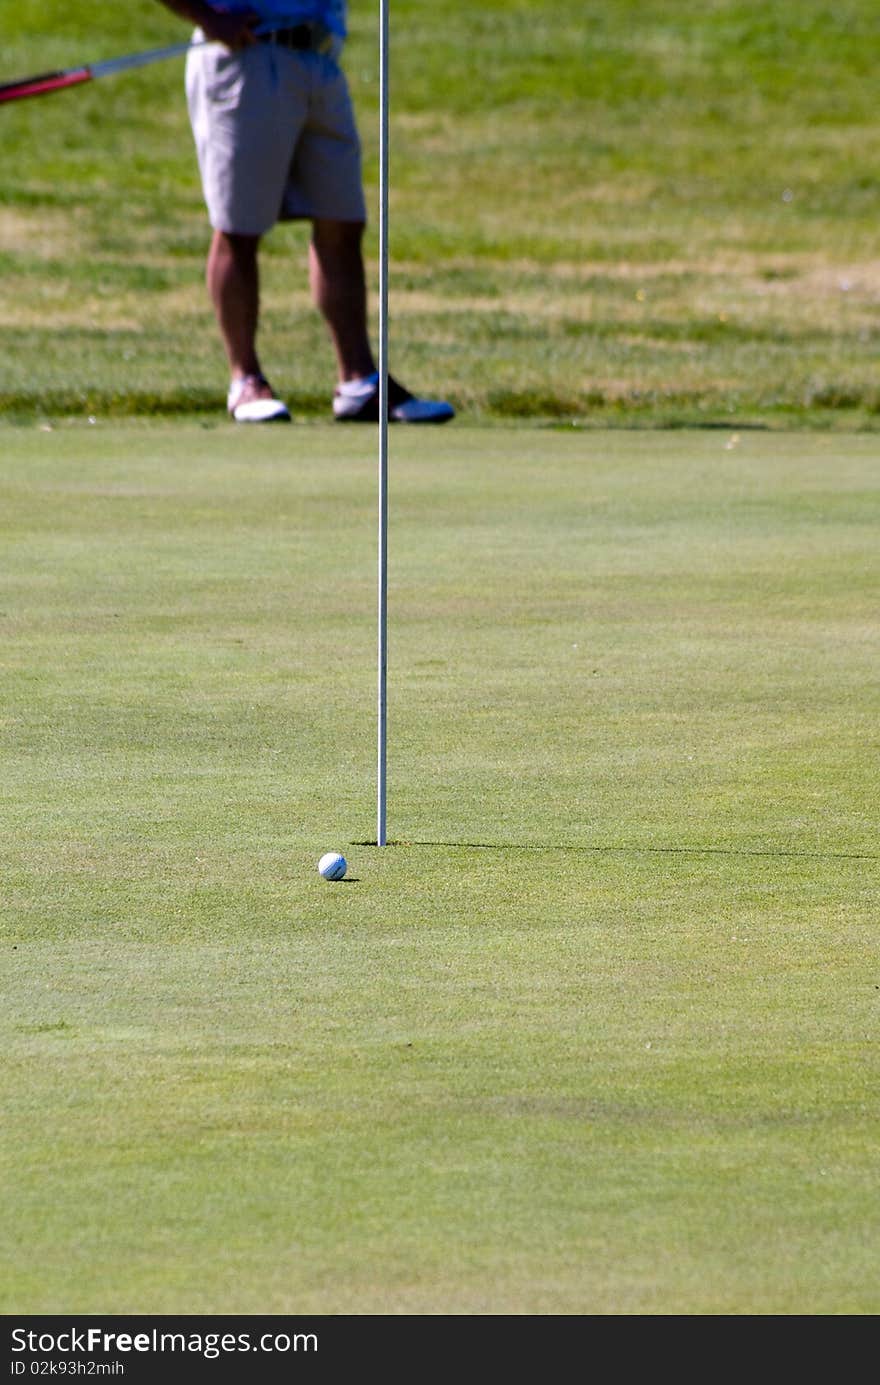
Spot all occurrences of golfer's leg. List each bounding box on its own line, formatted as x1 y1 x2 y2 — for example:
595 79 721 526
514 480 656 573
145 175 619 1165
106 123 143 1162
310 218 375 382
207 230 264 380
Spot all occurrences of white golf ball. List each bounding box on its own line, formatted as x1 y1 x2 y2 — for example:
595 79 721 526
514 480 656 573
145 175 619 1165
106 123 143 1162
317 851 347 881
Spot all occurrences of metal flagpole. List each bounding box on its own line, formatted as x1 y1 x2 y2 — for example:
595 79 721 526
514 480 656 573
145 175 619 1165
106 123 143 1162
377 0 390 846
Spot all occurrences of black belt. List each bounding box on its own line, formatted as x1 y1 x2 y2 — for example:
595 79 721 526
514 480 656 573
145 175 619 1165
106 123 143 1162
261 24 315 50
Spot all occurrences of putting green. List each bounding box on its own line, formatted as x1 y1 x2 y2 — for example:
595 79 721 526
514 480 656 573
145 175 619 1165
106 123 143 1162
2 424 879 1313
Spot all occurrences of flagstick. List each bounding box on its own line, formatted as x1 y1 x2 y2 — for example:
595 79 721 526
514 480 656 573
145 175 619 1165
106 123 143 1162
377 0 390 847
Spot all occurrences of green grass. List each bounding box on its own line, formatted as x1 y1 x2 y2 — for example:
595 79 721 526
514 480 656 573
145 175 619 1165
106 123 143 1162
2 1 880 424
2 0 879 1319
2 423 879 1313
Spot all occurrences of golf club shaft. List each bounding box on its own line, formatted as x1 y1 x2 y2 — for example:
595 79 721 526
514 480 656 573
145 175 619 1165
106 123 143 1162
0 21 293 104
0 44 189 104
377 0 390 847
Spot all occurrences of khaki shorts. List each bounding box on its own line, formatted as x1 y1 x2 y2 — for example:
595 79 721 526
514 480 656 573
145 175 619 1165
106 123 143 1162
185 37 367 235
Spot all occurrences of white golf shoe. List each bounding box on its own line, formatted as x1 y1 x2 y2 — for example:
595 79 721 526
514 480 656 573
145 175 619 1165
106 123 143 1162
227 374 291 424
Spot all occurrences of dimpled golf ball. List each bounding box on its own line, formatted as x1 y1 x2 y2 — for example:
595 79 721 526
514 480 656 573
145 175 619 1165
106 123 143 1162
317 851 347 881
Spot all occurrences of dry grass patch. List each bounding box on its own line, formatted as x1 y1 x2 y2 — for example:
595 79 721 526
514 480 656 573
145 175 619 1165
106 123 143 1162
0 206 84 259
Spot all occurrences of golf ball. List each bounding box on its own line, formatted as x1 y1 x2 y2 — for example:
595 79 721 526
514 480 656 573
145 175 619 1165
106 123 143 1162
317 851 347 881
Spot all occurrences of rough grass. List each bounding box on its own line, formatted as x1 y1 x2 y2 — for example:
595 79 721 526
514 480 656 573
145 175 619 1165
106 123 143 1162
1 1 880 424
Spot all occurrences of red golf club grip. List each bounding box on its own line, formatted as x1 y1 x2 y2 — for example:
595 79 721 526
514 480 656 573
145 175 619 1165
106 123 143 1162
0 68 92 104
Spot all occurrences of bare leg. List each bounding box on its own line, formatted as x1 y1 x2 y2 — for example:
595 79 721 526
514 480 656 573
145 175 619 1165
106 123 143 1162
208 229 290 420
207 229 263 380
310 218 375 382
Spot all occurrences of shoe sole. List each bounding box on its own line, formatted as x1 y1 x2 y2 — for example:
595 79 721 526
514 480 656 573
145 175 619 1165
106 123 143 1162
230 401 292 424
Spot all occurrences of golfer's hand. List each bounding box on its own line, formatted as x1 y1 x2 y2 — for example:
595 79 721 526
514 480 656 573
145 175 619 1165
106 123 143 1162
201 9 258 49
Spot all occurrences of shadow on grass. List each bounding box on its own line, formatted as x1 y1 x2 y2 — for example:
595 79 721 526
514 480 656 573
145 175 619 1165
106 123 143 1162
3 390 880 431
0 388 330 420
352 840 877 861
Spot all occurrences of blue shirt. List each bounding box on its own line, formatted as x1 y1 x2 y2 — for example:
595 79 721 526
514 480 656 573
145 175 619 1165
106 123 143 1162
216 2 347 40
